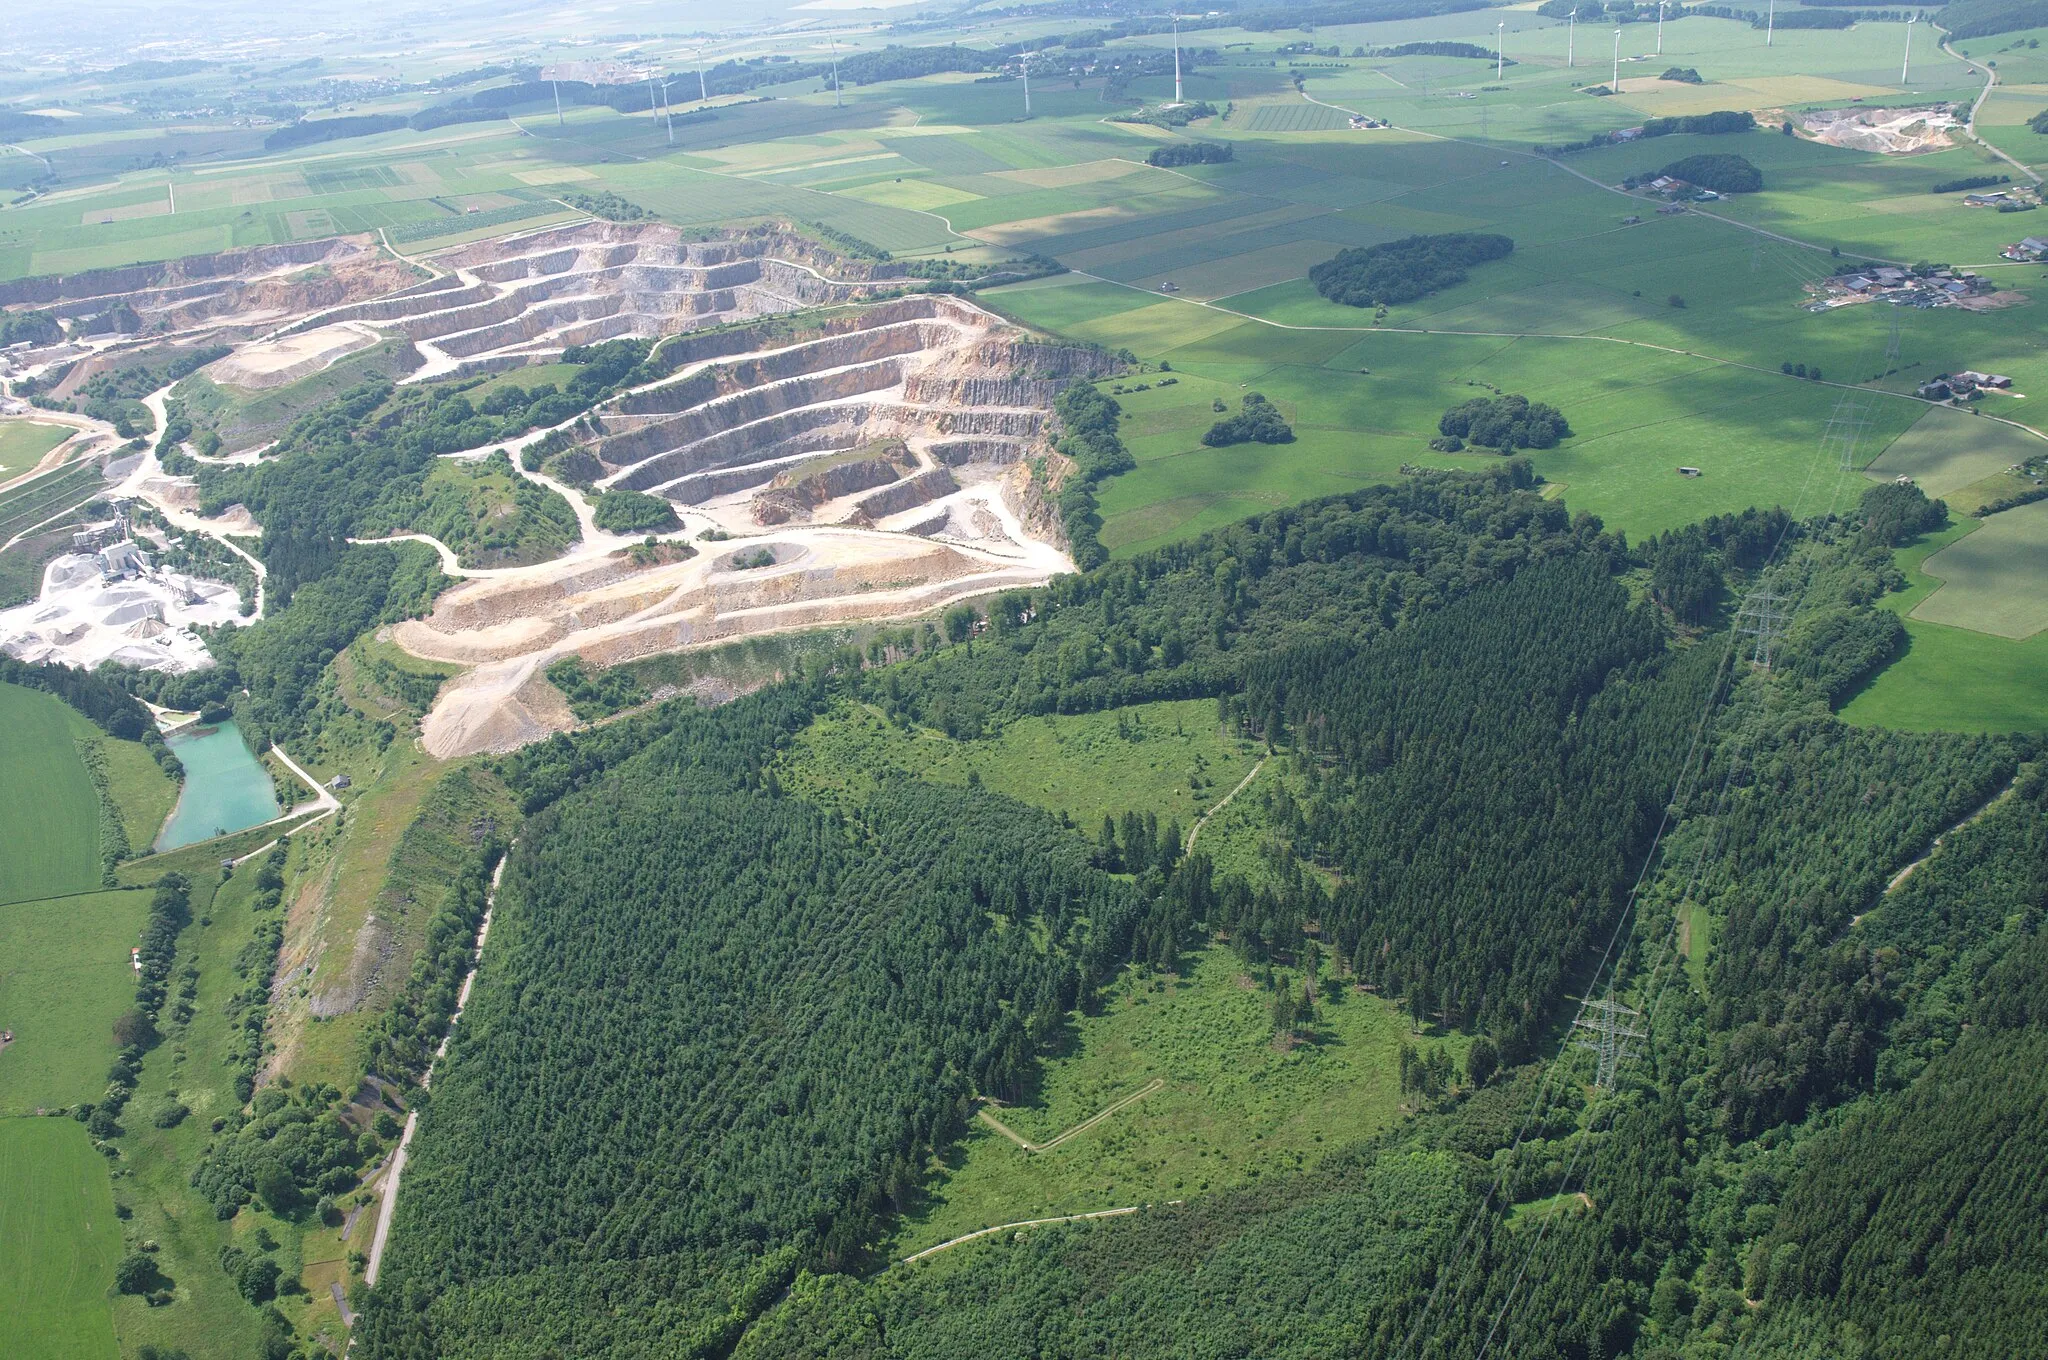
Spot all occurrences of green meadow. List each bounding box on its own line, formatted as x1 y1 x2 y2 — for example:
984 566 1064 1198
1842 517 2048 733
0 422 71 480
786 697 1260 836
891 945 1462 1260
0 683 105 905
0 1117 122 1360
0 889 153 1116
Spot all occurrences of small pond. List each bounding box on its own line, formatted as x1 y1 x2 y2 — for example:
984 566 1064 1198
155 721 281 851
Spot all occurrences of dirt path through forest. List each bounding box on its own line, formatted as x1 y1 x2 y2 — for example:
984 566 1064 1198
901 1205 1147 1265
977 1076 1165 1153
362 848 508 1289
1186 757 1264 854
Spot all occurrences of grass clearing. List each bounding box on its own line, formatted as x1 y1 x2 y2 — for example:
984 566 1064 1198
0 1117 121 1360
0 683 104 905
889 946 1458 1258
1909 499 2048 639
0 422 72 480
786 698 1260 834
0 890 152 1115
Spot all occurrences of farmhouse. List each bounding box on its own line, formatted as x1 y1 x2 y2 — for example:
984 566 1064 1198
1956 370 2012 388
2002 236 2048 261
1963 191 2014 207
1919 380 1953 401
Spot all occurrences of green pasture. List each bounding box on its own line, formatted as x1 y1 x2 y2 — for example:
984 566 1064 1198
1865 405 2045 497
0 422 71 480
0 683 103 905
103 860 328 1359
786 698 1260 834
890 945 1461 1259
0 890 152 1115
1909 499 2048 638
0 1117 121 1360
1842 520 2048 733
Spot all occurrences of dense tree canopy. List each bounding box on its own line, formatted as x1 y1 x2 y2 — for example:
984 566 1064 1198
1309 233 1515 307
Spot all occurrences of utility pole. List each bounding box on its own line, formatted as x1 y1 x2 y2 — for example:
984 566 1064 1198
1172 12 1183 105
1767 0 1776 47
1568 8 1576 68
1611 28 1621 93
1657 2 1666 55
1902 14 1915 84
1497 21 1505 80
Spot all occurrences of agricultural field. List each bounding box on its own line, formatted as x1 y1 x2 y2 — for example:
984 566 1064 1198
1909 498 2048 638
0 1117 122 1360
0 421 71 481
0 682 105 905
0 889 153 1115
1842 517 2048 732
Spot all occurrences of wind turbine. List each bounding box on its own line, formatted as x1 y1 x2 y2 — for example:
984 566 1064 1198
1657 2 1666 55
1171 11 1184 105
1568 7 1576 68
1496 21 1505 80
1766 0 1776 47
1901 14 1915 84
695 48 708 103
659 78 681 143
1022 53 1031 116
829 36 842 108
1611 28 1622 94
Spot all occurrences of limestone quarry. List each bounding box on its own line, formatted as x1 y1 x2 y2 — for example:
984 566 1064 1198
1798 105 1961 154
0 219 1106 756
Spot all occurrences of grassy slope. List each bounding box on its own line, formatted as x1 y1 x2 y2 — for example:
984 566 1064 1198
59 701 179 855
783 700 1443 1258
892 946 1457 1258
0 889 152 1115
787 698 1260 833
0 1117 121 1360
0 683 103 904
0 421 71 479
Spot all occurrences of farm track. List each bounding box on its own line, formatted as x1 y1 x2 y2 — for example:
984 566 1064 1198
1841 777 2018 937
1939 29 2043 187
901 1205 1147 1265
977 1076 1165 1153
1186 757 1264 854
362 848 509 1291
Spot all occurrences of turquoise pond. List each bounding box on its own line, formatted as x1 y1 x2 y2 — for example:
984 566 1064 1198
155 721 281 851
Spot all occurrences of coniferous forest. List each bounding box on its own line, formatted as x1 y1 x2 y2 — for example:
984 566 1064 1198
344 470 2048 1359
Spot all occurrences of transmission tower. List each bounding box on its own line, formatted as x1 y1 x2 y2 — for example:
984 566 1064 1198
1734 587 1791 668
1572 995 1645 1089
1818 390 1872 473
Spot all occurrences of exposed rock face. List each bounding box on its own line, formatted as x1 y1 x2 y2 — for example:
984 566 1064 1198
751 439 918 525
0 235 416 335
287 221 919 381
589 292 1111 532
